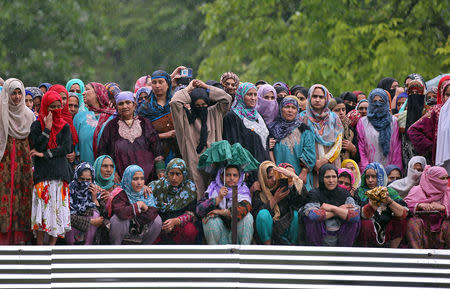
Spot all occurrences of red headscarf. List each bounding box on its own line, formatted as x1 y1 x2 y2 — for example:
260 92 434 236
437 75 450 105
48 84 78 145
39 91 68 149
87 82 116 157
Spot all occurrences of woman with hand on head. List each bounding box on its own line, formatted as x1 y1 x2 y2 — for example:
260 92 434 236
29 90 73 245
0 78 35 245
109 165 162 245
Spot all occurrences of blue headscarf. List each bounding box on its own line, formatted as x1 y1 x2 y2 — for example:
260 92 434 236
69 162 97 215
93 155 116 190
38 83 52 91
137 70 172 122
385 164 402 178
268 96 302 141
121 165 156 207
135 87 152 109
367 88 392 157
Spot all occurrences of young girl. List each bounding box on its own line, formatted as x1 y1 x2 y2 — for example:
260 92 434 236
29 91 72 245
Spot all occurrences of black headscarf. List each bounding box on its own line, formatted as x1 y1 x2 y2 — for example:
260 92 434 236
185 88 210 153
405 79 425 132
309 164 350 207
340 91 357 112
377 77 397 101
205 80 223 90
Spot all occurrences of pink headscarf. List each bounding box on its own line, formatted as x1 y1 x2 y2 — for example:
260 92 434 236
404 165 449 216
338 168 355 192
134 75 149 93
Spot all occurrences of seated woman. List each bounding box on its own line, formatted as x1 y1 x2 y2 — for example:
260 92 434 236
388 156 426 198
65 163 104 245
196 165 253 245
338 168 355 196
355 162 408 248
404 166 449 249
98 91 165 184
151 158 198 244
109 165 162 245
268 96 316 191
303 164 360 246
252 162 308 245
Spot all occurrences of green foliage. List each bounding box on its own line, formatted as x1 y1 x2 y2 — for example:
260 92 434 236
198 0 449 95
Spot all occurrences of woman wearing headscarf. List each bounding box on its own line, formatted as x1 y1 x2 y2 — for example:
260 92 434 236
328 97 359 162
38 83 52 94
290 85 308 112
49 84 79 167
151 158 198 244
170 79 231 198
25 89 34 111
353 91 366 102
138 70 179 163
109 165 162 245
252 162 308 245
223 82 271 183
220 71 240 100
26 87 43 117
66 79 86 112
256 84 278 125
104 82 121 108
377 77 403 110
385 165 402 184
134 75 150 93
275 86 289 103
303 164 360 246
404 165 449 249
0 78 35 245
299 84 343 186
65 162 104 245
268 96 316 191
341 159 361 190
196 165 253 245
29 91 72 245
408 75 450 167
135 87 152 110
340 91 357 113
98 91 164 184
338 168 355 195
435 77 450 175
73 82 115 164
93 155 118 194
355 162 407 248
388 156 427 198
357 88 402 173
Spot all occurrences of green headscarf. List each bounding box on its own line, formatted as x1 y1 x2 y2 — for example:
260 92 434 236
66 78 86 112
150 158 197 213
93 155 116 190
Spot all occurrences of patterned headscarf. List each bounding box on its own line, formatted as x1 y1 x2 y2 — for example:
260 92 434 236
231 82 259 121
367 88 392 156
150 158 197 213
93 155 116 190
258 161 281 220
26 87 43 100
437 75 450 105
134 75 149 93
256 84 278 124
357 162 391 203
88 82 116 157
104 82 121 101
273 81 291 95
206 166 252 210
65 79 86 111
121 165 156 207
135 87 152 107
301 84 343 146
220 72 239 86
268 96 302 141
69 162 97 215
137 70 172 122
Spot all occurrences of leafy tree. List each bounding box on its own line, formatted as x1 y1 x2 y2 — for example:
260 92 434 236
197 0 449 95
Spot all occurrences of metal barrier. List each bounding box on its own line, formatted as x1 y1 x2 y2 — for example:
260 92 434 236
0 245 449 288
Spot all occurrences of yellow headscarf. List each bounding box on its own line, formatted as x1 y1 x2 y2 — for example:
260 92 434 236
258 161 281 221
341 159 361 189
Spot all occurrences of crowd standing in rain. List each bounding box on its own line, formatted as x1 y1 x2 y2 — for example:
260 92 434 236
0 68 448 249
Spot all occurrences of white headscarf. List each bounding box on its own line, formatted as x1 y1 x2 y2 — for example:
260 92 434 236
388 156 427 198
436 99 450 173
0 78 35 160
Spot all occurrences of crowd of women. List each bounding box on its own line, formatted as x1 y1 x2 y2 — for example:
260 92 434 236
0 68 448 249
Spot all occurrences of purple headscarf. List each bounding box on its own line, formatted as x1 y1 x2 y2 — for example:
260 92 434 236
268 96 302 141
273 81 291 94
206 167 252 209
256 84 278 124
